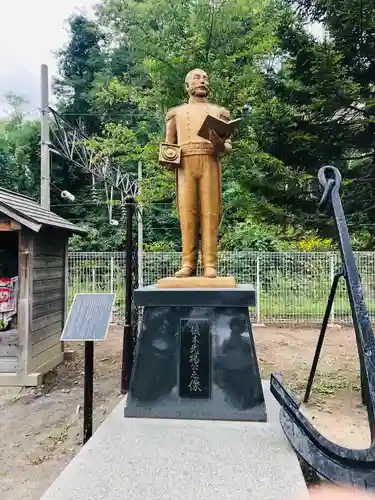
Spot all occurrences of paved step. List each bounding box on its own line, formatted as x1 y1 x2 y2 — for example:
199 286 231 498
41 381 308 500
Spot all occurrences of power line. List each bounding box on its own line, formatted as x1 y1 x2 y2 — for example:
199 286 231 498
12 107 146 119
53 112 144 118
48 106 139 201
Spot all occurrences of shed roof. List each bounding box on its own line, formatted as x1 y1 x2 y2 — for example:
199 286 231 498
0 188 87 235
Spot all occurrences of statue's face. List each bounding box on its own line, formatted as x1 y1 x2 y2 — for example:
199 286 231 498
185 69 209 98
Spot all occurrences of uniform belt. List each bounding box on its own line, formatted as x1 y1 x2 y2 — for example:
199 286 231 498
180 142 216 157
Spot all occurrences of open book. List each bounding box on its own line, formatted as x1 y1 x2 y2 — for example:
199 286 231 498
198 114 242 141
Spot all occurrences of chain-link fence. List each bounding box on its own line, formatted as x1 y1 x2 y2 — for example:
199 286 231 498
68 251 375 325
68 252 126 324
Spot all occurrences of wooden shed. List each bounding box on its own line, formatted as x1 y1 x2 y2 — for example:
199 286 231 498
0 188 86 386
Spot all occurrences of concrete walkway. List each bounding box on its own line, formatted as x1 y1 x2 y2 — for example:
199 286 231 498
41 381 308 500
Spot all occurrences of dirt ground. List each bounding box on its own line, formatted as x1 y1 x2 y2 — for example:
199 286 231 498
0 324 369 499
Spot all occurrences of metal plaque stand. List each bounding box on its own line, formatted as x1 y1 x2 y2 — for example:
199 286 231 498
84 341 94 443
61 293 116 445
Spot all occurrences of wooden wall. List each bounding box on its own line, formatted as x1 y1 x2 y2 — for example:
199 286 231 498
0 330 20 373
30 229 67 372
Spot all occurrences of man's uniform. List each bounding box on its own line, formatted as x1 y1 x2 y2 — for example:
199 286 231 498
165 97 231 276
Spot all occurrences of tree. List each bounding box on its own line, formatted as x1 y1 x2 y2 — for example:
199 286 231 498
0 93 39 197
51 14 110 241
244 0 375 241
51 0 375 250
87 0 294 249
54 14 106 134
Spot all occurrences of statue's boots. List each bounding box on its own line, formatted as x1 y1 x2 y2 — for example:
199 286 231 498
175 266 195 278
203 266 217 278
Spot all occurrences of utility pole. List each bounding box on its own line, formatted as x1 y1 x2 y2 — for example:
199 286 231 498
40 64 50 210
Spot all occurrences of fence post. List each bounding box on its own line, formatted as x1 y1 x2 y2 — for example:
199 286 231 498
256 255 261 323
137 160 143 289
330 254 335 323
110 257 114 294
92 268 96 293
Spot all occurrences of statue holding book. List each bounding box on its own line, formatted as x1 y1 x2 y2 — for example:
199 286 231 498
159 68 241 282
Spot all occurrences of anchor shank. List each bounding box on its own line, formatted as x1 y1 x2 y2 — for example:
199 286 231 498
330 188 375 438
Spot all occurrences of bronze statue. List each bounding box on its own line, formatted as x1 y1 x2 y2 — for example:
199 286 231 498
160 68 235 279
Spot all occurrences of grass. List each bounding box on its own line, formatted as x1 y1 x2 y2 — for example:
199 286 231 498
67 269 375 324
312 376 361 395
67 279 364 324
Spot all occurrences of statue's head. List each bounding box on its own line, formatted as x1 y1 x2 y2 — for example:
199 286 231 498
185 68 209 98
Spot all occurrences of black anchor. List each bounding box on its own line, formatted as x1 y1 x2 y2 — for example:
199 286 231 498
270 166 375 488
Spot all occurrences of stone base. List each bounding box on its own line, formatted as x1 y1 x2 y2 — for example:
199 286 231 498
0 372 42 387
134 284 256 308
0 351 66 387
127 284 266 422
156 276 236 289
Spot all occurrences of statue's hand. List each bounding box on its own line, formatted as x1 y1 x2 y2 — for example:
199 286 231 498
208 129 226 152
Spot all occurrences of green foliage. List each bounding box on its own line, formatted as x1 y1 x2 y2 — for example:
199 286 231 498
85 0 298 249
51 13 114 239
143 240 178 252
220 219 285 251
0 94 40 197
54 14 105 134
69 223 127 251
60 0 375 250
297 236 335 252
3 0 375 252
247 0 375 238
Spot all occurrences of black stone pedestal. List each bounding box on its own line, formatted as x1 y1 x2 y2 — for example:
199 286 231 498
124 285 267 422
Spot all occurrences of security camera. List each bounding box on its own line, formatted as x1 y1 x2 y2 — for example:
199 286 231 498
61 190 75 202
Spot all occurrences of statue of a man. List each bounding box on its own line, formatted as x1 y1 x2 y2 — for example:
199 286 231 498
163 68 232 278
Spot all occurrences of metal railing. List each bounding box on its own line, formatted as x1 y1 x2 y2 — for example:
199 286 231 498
68 251 375 325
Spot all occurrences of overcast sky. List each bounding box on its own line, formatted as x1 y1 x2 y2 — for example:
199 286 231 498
0 0 97 117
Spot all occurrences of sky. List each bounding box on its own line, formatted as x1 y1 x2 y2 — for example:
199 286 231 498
0 0 97 118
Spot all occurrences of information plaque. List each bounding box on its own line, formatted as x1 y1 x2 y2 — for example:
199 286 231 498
179 318 212 399
61 293 116 342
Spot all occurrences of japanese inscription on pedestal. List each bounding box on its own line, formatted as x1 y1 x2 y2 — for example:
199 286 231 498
188 323 201 393
179 318 211 399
